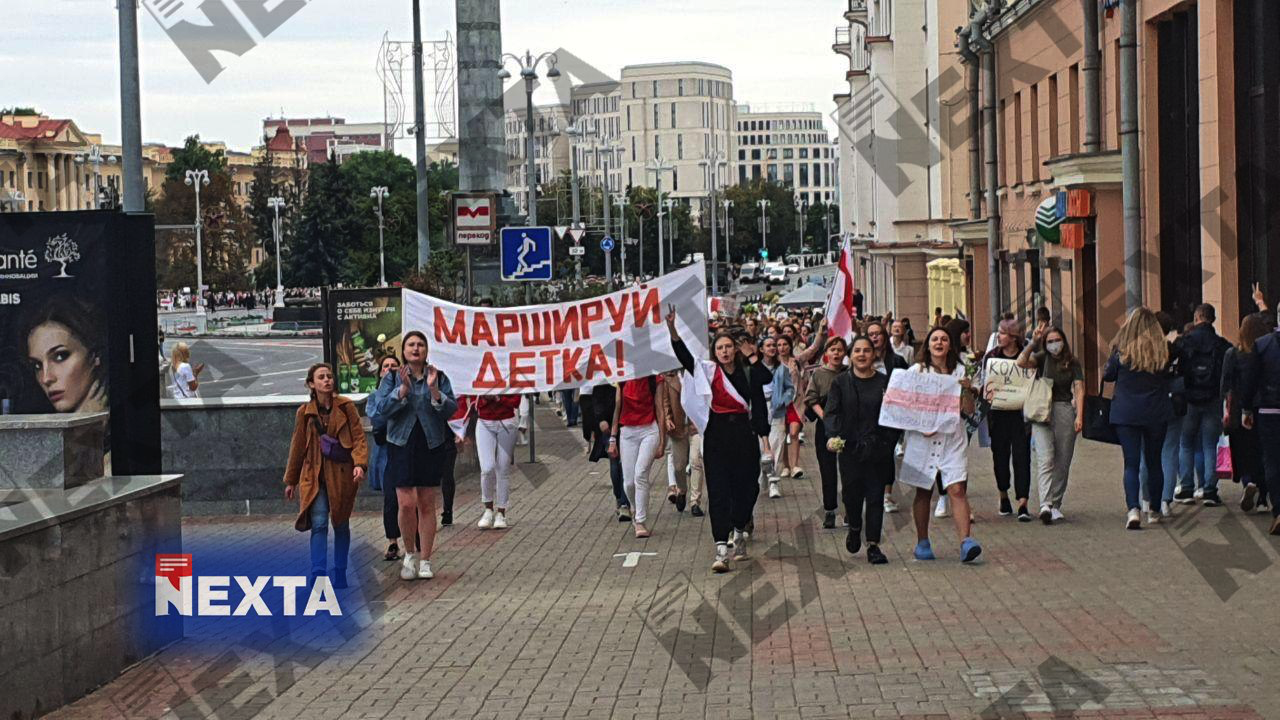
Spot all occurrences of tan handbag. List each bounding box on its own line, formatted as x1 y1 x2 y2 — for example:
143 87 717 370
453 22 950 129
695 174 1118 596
1023 375 1053 423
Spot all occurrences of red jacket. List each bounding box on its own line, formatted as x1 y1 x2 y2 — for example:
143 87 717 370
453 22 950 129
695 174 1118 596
475 394 521 420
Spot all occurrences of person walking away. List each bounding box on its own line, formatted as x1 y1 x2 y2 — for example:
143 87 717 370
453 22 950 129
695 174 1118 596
660 370 691 512
824 336 896 563
585 381 631 521
1139 312 1184 521
610 375 667 538
1017 324 1084 523
1223 313 1273 514
473 395 522 529
559 387 580 427
806 337 847 528
283 363 368 588
441 395 472 526
1104 308 1174 529
170 342 203 399
1240 313 1280 535
378 331 458 580
668 309 768 571
898 327 982 562
367 355 403 560
982 318 1034 520
1173 304 1232 506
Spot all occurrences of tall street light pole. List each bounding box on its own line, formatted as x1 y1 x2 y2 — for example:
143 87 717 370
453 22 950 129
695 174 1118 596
646 156 673 276
565 119 594 284
722 198 734 277
117 0 144 212
614 193 628 284
699 153 726 295
371 186 390 287
184 169 210 317
757 198 771 261
268 196 286 307
601 142 621 287
412 0 430 269
663 198 675 264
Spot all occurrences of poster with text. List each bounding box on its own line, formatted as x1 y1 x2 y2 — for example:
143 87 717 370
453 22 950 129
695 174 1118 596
324 288 404 395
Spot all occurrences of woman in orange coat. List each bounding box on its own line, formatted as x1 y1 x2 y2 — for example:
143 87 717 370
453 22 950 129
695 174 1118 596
284 363 369 589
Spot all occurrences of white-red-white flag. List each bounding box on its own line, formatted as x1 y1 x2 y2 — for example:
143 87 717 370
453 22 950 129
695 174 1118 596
825 238 857 341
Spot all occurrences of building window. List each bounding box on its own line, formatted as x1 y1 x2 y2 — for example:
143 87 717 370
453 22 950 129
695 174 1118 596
654 103 660 128
632 136 637 161
678 79 684 96
655 135 661 158
1069 64 1081 153
783 148 794 159
739 149 746 160
783 163 794 186
767 148 778 160
678 134 684 160
739 165 748 184
767 164 778 182
752 165 761 180
653 80 659 97
800 148 809 159
1030 82 1040 181
627 106 631 130
1014 90 1024 185
751 149 761 160
800 164 809 186
813 163 821 186
672 168 678 191
671 103 677 128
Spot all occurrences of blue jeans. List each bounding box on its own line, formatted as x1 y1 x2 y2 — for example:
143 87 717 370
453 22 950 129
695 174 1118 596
1139 419 1180 505
609 456 628 508
310 482 351 576
1179 403 1222 494
560 390 580 425
1116 424 1165 511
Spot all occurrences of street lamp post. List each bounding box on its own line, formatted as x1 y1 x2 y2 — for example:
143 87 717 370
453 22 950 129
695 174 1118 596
646 156 673 276
499 50 561 229
757 198 771 261
699 153 727 295
564 119 595 284
600 142 621 286
268 196 286 307
614 193 628 284
74 145 115 210
370 186 389 287
184 169 210 317
663 198 675 264
722 198 733 276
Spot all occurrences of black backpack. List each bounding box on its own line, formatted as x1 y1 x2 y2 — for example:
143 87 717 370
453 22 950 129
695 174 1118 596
1183 337 1223 404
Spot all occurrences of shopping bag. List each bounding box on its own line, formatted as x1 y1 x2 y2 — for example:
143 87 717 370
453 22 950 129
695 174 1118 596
1023 377 1054 423
1216 436 1233 480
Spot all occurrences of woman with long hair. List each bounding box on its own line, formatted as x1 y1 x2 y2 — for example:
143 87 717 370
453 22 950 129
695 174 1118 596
982 318 1034 520
168 342 203 400
21 294 108 412
473 394 522 529
757 336 784 492
283 363 369 588
1017 324 1084 523
377 331 458 580
667 309 770 571
824 335 896 563
367 354 403 560
806 336 848 528
900 327 982 563
1104 308 1174 529
864 320 909 376
774 334 806 490
610 374 667 538
1222 313 1273 514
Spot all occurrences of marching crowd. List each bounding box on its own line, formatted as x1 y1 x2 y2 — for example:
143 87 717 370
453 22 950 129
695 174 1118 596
278 292 1280 586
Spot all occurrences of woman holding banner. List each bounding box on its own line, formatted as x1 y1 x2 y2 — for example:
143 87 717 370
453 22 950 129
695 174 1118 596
609 375 667 538
896 327 983 563
982 318 1034 521
378 331 458 581
667 308 770 572
474 395 522 530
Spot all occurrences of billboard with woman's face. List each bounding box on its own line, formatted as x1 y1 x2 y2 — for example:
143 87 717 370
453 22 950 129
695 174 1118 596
0 220 108 415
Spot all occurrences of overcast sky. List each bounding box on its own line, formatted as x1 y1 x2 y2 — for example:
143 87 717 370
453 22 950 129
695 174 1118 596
8 1 845 152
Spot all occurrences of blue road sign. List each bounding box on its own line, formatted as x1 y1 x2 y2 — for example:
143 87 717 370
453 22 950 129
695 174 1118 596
500 226 554 281
600 235 615 252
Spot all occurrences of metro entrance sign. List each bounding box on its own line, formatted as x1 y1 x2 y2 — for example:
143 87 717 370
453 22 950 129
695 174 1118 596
452 192 497 245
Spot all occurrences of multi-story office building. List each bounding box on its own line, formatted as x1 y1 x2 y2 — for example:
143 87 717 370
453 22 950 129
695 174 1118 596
734 104 836 208
569 80 624 196
617 62 737 214
502 101 572 215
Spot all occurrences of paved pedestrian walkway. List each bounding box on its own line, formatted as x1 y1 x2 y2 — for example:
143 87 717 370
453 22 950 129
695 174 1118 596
49 408 1280 719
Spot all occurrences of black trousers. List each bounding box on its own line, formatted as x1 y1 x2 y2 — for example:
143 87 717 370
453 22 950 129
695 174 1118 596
814 422 840 512
837 451 892 545
988 409 1032 499
381 451 399 540
1228 425 1264 492
704 412 761 543
441 446 457 515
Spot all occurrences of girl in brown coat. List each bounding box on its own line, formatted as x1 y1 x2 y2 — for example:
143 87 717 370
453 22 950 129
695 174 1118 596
284 363 369 589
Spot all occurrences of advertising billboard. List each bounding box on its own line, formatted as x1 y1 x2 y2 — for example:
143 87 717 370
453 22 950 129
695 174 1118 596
323 287 403 395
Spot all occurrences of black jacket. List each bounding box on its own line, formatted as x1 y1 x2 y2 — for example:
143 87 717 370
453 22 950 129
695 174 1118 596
1241 331 1280 412
1175 323 1231 404
823 371 898 454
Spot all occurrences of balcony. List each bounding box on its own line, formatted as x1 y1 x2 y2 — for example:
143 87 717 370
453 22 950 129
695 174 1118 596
867 0 892 40
833 26 852 57
845 0 868 24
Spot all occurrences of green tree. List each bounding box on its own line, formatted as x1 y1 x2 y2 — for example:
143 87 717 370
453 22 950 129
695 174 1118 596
153 135 250 292
723 179 799 265
291 157 353 287
247 146 281 290
339 151 416 286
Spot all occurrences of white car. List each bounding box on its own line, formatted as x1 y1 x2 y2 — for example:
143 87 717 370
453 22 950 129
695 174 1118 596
739 262 759 281
765 265 788 286
786 264 800 275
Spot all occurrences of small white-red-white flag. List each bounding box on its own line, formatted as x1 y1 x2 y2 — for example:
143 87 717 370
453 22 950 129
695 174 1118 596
825 238 857 341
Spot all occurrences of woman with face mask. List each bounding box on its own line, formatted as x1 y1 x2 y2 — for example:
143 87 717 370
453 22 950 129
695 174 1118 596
1018 323 1085 523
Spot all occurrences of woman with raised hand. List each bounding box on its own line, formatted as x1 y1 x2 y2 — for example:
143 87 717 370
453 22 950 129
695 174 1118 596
899 327 982 563
667 307 768 572
1017 324 1085 523
824 336 897 563
283 363 368 589
378 331 458 580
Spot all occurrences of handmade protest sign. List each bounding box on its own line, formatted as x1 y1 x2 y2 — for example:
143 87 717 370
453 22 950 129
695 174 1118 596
984 356 1036 410
879 370 963 435
402 263 708 395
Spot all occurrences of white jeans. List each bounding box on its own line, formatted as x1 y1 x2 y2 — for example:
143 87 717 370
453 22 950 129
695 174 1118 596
477 417 518 508
620 422 661 524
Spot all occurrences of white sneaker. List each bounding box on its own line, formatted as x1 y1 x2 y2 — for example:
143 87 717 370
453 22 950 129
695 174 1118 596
732 531 749 560
768 480 782 498
791 468 804 479
1141 499 1151 514
1161 501 1172 518
478 508 495 529
779 467 792 478
1146 510 1160 525
1126 508 1141 530
417 558 434 579
493 511 508 529
1050 508 1065 522
517 430 529 446
1193 488 1205 500
400 552 418 580
884 497 899 514
712 543 730 573
934 496 950 518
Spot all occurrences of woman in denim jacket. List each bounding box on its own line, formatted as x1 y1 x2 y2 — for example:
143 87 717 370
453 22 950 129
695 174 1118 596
374 330 458 581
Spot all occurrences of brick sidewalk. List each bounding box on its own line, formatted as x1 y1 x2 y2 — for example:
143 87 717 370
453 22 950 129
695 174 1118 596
48 407 1280 720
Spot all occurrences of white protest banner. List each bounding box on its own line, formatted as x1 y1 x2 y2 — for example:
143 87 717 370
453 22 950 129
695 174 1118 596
984 356 1035 410
878 370 962 435
403 262 709 395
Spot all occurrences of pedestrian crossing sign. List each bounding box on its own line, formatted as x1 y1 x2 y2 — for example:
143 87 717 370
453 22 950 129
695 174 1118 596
500 226 554 281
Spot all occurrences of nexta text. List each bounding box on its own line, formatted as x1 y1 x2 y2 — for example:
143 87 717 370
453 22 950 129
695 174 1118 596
154 554 342 617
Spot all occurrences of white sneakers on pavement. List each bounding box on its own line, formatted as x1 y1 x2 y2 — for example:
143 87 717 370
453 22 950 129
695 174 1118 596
417 558 434 579
493 511 508 529
768 479 782 498
400 552 418 580
478 508 495 529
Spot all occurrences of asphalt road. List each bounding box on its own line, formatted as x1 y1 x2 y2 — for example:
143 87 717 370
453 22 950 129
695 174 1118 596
161 337 321 398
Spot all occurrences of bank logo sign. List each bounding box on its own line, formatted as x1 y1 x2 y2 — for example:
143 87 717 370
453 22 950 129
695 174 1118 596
154 554 342 617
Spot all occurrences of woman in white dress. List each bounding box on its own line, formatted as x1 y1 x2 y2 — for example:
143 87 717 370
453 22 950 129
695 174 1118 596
899 327 983 563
